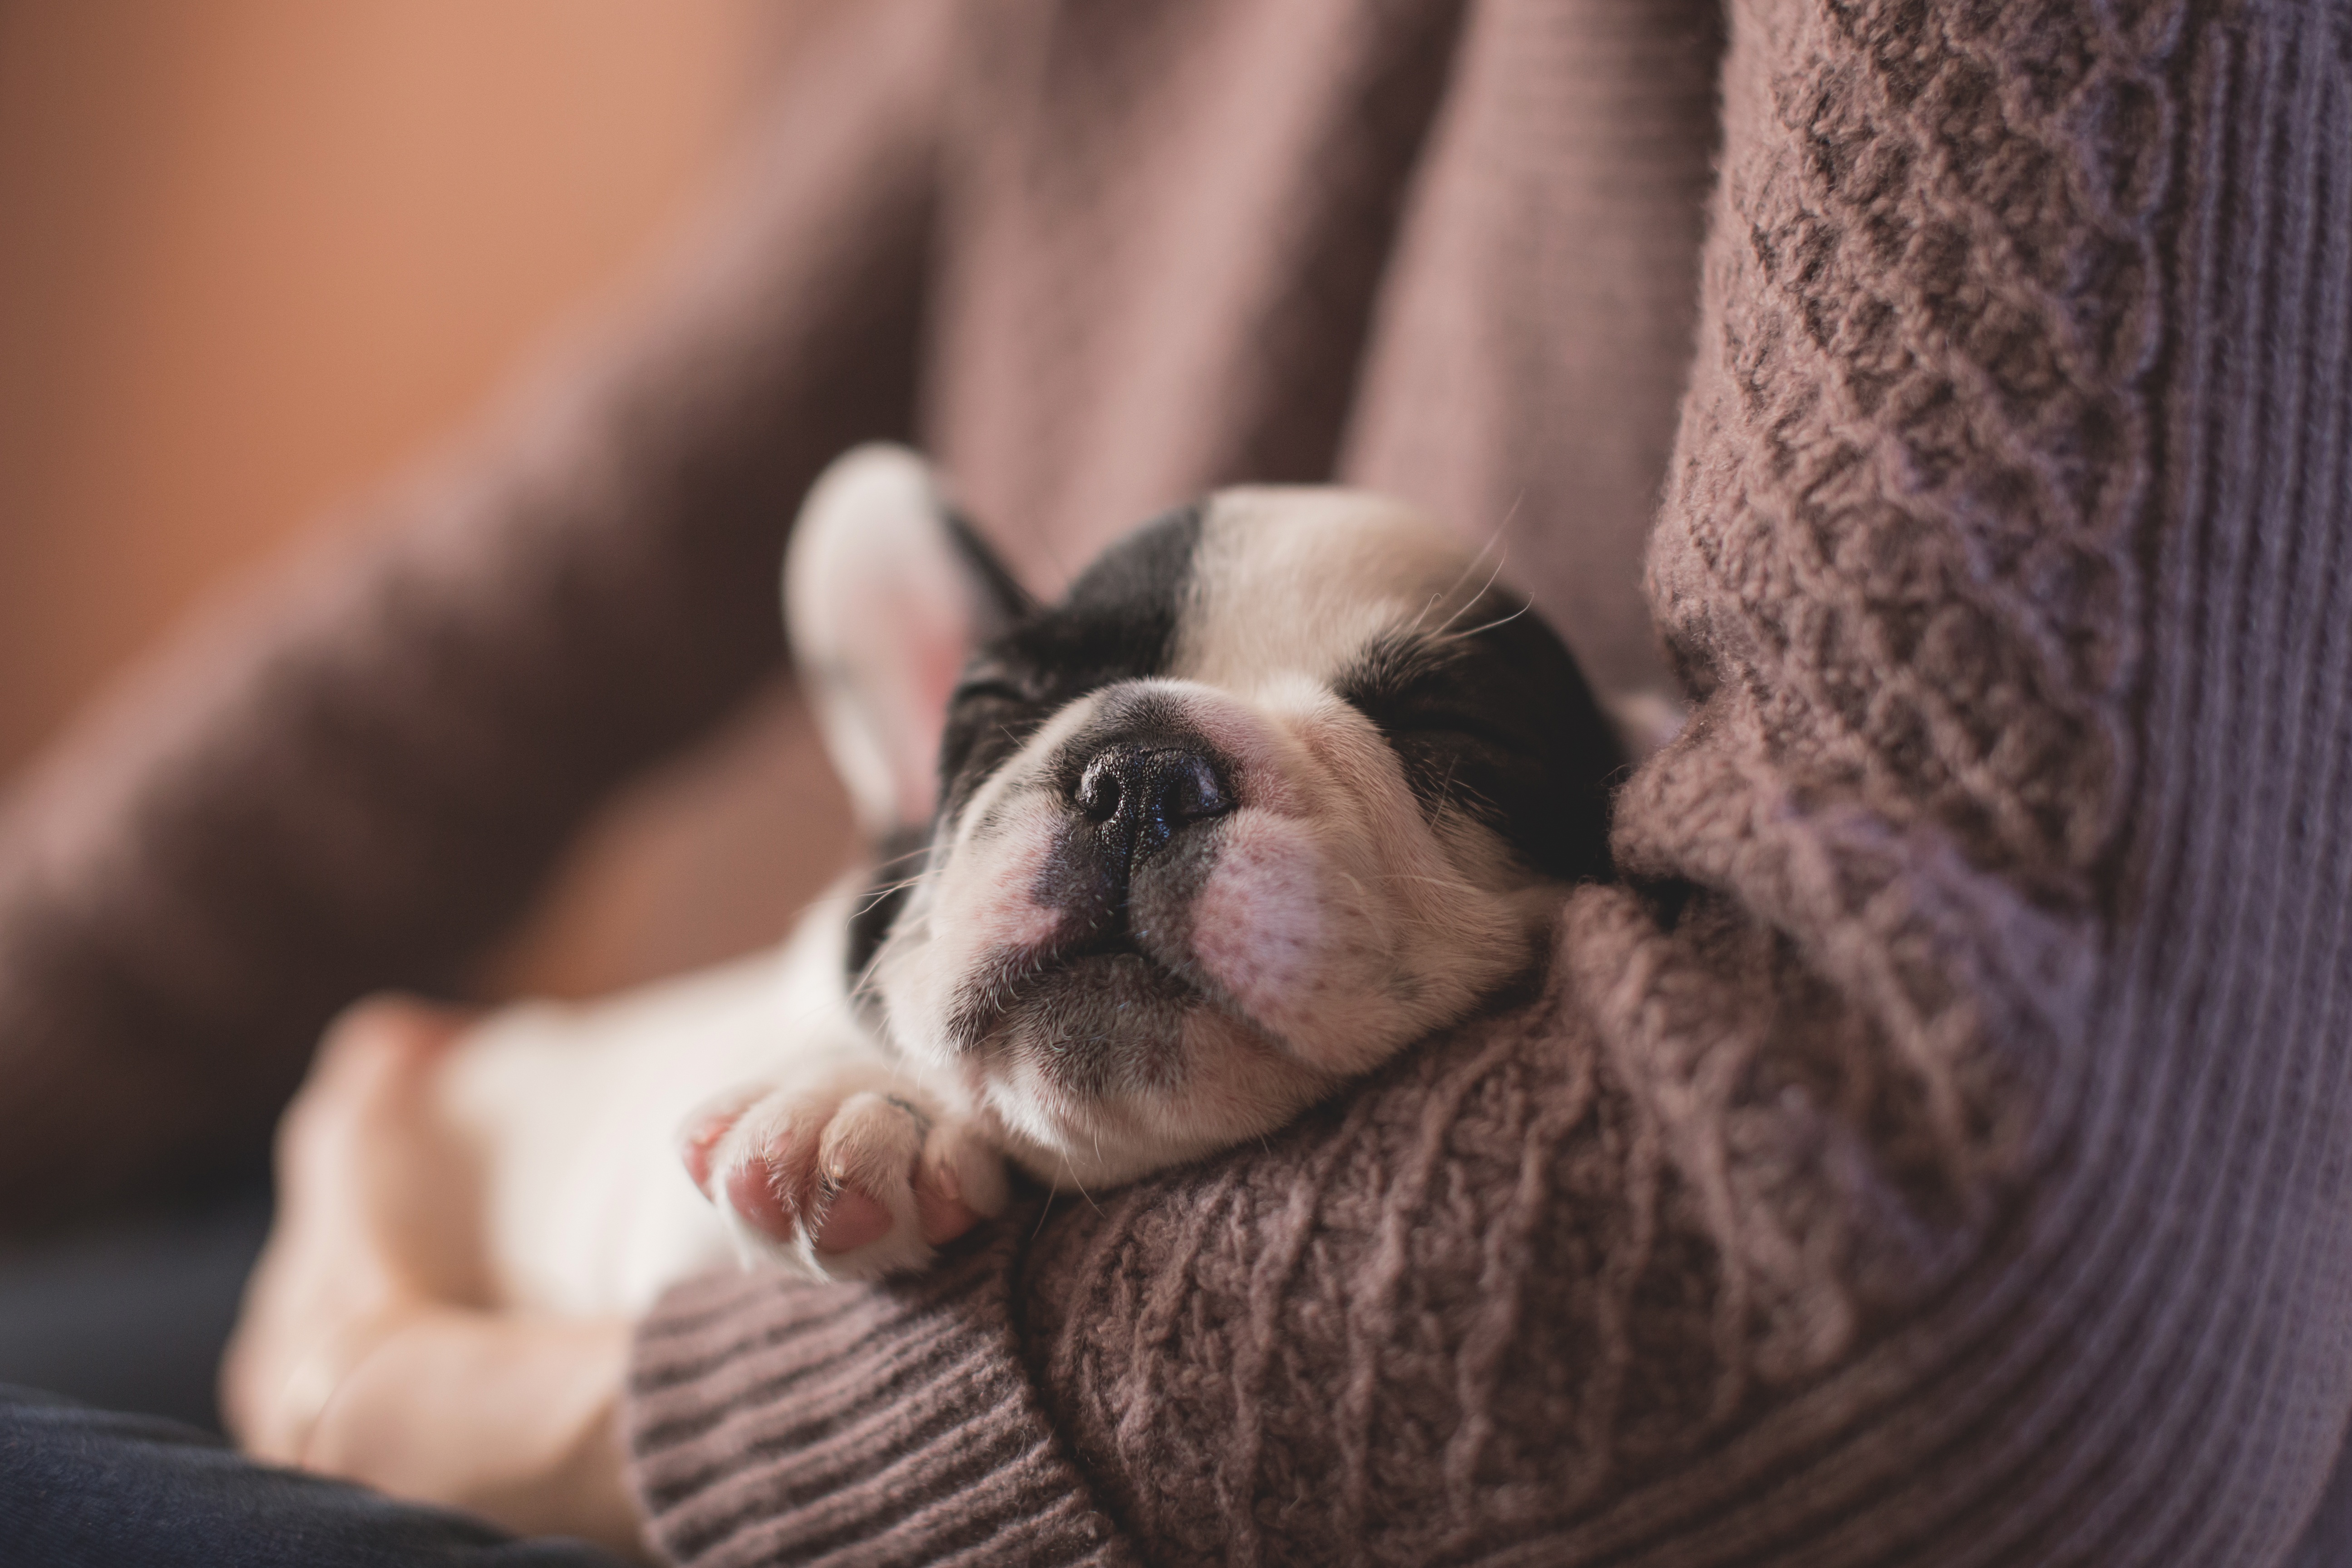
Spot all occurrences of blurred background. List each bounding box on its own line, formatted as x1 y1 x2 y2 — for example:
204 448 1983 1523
0 0 862 1430
0 0 856 1004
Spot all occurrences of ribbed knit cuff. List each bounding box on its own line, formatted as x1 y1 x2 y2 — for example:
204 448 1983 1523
623 1214 1134 1568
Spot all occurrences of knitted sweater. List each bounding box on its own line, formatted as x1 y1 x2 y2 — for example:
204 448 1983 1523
4 1 2350 1563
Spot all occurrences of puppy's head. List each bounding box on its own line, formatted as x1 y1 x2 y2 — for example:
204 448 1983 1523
789 446 1622 1187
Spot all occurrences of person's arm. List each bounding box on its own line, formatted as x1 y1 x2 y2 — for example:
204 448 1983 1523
0 0 954 1231
625 1 2352 1562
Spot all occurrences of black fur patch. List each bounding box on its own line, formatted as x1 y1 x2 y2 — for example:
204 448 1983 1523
1339 591 1624 883
942 506 1036 627
844 826 930 993
934 503 1205 823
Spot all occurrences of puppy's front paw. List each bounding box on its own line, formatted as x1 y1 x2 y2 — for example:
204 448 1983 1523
676 1077 1009 1282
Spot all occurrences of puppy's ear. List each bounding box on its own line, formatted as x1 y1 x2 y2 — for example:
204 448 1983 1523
786 444 1031 836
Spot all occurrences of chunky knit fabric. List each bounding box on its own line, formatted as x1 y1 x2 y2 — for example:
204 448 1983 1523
6 0 2352 1563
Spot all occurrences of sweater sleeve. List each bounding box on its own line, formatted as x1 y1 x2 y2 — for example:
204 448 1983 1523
0 2 952 1229
629 0 2352 1563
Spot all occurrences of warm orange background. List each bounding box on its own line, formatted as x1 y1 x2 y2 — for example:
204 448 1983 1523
0 1 854 998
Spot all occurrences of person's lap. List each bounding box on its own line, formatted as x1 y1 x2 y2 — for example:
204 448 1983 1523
0 1183 630 1567
0 1177 270 1433
0 1385 630 1567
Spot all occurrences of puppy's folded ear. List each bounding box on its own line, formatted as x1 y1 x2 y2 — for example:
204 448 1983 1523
786 444 1031 836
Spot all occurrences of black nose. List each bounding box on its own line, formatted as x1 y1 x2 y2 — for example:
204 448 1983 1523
1072 744 1233 861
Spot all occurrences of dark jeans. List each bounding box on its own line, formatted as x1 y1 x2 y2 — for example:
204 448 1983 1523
0 1185 631 1567
0 1179 272 1434
0 1385 630 1567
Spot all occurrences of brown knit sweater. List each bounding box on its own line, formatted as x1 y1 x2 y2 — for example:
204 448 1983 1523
3 1 2349 1563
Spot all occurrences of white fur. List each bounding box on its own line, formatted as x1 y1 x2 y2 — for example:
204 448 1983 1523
433 898 866 1315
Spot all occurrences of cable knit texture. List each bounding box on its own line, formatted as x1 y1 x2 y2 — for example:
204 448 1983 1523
6 0 2352 1563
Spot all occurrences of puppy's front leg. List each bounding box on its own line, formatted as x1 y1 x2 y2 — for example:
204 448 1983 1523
677 1067 1011 1282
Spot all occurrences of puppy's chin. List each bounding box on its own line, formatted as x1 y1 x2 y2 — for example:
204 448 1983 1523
969 996 1341 1189
967 947 1196 1098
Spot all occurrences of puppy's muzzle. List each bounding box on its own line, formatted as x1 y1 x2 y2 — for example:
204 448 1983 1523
942 712 1240 1074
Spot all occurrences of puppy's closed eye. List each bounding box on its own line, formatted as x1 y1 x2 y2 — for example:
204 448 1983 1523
939 672 1052 794
948 670 1041 710
951 683 1031 711
1341 619 1617 883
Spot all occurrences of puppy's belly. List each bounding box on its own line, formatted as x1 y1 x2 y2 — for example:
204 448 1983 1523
435 910 866 1317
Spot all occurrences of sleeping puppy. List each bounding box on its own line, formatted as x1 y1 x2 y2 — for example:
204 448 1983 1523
434 445 1622 1315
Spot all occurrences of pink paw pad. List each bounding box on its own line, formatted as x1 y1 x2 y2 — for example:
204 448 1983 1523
813 1187 894 1253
